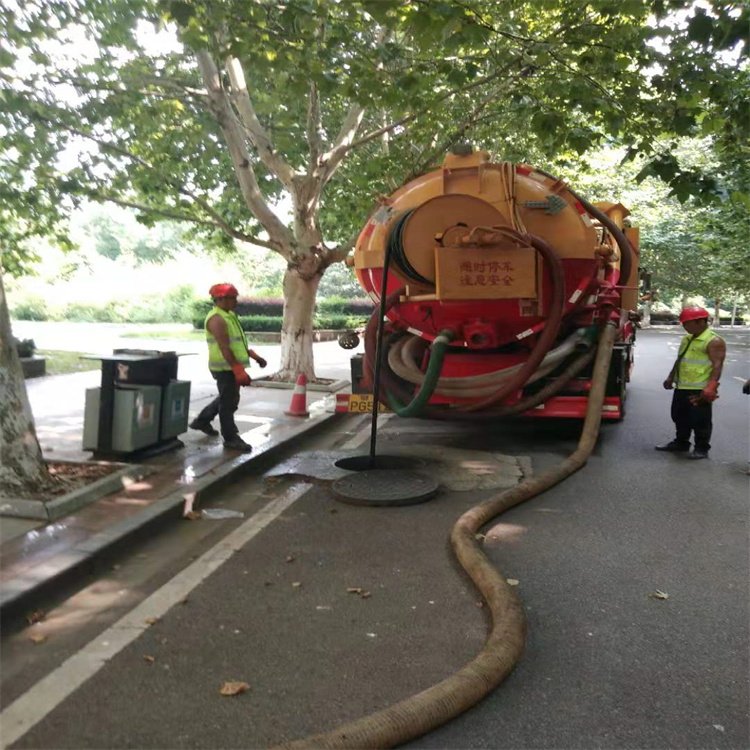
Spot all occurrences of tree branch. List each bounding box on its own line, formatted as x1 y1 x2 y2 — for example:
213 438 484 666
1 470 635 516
224 55 296 189
196 49 294 251
306 81 324 171
319 103 366 184
87 192 276 248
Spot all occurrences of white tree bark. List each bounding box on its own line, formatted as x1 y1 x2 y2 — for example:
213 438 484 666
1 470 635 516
278 266 322 381
0 272 50 495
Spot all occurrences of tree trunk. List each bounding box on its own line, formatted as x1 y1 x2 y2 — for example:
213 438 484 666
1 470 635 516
642 300 652 327
730 298 737 327
277 268 321 381
0 272 50 495
713 298 721 327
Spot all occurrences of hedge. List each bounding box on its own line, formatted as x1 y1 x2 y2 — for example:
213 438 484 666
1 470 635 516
191 313 369 332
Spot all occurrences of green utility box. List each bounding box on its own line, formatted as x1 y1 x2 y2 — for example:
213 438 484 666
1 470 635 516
83 384 162 453
160 380 191 439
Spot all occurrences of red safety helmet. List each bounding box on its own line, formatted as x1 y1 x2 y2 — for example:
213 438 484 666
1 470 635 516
209 283 239 299
679 306 709 324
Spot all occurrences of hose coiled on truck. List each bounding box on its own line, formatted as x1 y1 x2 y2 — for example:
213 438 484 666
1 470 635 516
275 321 618 749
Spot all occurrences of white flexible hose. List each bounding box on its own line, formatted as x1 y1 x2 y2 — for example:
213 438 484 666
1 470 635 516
388 329 591 397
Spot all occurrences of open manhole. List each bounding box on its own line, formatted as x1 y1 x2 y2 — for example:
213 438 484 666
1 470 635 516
334 454 426 472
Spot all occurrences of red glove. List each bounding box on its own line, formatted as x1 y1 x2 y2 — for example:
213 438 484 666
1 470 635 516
232 363 252 387
701 380 719 402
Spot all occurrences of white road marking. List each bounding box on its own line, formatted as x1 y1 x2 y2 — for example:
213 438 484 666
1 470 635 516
0 483 311 749
339 414 393 451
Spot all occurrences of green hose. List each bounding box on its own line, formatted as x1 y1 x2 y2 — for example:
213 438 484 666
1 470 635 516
385 329 454 417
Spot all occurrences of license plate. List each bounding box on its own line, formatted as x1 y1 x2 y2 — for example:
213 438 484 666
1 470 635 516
347 394 391 413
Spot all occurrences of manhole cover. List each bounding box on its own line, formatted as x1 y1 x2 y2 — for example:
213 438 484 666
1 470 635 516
332 469 439 507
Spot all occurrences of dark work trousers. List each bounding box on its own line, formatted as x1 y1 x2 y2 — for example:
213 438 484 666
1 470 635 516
671 389 713 452
195 371 241 441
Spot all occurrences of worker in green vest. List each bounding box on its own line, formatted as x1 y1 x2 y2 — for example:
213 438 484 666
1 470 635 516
190 283 267 452
655 306 726 460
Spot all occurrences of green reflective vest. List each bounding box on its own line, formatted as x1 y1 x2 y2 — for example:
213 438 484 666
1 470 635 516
205 306 249 372
676 327 721 390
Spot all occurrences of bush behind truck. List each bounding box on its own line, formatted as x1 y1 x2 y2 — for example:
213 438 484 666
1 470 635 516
190 296 374 333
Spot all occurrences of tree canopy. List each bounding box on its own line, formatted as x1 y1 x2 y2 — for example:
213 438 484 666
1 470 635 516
1 0 748 368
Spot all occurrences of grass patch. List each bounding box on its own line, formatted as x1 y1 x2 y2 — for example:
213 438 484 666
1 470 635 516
38 350 99 376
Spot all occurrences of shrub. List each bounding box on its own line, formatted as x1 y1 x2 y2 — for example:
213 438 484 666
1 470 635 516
11 296 49 321
236 297 284 316
317 296 374 315
63 302 119 322
191 299 213 327
237 315 284 332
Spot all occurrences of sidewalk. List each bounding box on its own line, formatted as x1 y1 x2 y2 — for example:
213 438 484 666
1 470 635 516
0 338 353 616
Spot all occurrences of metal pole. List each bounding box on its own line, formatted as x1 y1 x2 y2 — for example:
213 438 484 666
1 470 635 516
369 235 394 466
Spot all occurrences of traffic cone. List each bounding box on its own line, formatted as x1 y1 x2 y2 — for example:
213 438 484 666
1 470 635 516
285 373 309 417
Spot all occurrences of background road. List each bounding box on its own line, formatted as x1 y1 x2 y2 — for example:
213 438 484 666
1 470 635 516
2 325 748 749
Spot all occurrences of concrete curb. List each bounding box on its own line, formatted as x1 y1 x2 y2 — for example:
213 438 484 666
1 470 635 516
0 410 343 618
0 464 151 522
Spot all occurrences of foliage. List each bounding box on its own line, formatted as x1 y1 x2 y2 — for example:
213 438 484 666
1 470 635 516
10 294 49 320
561 140 749 309
317 297 374 315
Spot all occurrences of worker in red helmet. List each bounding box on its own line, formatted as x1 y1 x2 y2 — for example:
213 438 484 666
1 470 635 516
189 283 267 452
655 306 726 459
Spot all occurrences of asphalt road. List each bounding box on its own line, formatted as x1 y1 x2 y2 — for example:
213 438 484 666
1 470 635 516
2 327 748 750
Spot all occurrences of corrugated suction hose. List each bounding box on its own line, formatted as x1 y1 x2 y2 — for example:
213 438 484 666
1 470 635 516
273 321 618 749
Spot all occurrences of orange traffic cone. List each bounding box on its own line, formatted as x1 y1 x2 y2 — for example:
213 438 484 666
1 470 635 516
285 373 309 417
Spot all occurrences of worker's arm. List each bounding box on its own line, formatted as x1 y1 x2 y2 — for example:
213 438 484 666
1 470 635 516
207 314 251 385
701 337 726 401
247 348 267 368
663 359 679 389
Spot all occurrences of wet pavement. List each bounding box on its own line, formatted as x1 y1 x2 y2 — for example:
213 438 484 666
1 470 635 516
0 329 353 615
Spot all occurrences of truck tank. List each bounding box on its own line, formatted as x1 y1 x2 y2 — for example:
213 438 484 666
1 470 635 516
347 148 639 420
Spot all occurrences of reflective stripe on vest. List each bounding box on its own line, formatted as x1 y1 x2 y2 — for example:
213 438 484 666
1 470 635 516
676 328 720 389
205 306 249 371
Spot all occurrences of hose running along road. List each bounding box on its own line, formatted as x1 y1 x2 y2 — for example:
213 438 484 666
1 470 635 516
275 321 618 749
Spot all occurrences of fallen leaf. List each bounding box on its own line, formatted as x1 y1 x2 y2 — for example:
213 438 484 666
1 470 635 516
285 555 296 563
180 598 189 606
506 579 520 587
26 610 46 625
220 681 250 696
347 587 363 594
649 590 669 600
475 533 486 541
144 617 160 625
292 581 302 588
184 511 202 521
360 591 372 599
29 633 47 644
143 655 155 664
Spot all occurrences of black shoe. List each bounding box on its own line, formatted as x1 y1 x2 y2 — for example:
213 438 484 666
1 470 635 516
687 450 709 460
223 436 253 453
655 441 690 452
190 419 219 437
